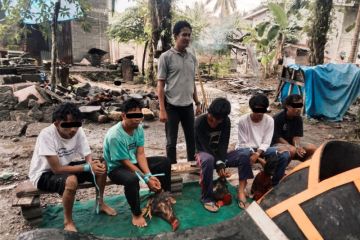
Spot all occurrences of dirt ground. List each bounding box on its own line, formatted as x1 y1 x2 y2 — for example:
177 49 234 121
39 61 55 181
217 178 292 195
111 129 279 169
0 76 358 240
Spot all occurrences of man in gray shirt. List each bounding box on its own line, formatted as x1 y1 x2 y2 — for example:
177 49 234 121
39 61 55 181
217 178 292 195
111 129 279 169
157 20 201 164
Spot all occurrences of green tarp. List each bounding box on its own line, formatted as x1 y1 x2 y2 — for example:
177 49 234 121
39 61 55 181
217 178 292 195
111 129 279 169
41 182 247 238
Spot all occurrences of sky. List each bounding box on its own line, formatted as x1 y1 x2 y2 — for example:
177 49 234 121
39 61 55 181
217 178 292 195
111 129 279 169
116 0 263 14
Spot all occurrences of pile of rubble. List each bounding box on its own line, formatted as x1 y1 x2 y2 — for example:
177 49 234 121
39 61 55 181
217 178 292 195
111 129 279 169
0 73 159 137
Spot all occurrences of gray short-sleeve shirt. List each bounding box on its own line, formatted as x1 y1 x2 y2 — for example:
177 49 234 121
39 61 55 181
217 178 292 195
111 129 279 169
157 48 197 106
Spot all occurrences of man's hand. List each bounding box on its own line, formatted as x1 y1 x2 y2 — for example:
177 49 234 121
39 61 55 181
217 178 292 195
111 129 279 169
250 152 260 165
195 105 202 116
217 168 231 178
159 109 168 123
90 160 106 175
147 176 162 192
296 147 306 158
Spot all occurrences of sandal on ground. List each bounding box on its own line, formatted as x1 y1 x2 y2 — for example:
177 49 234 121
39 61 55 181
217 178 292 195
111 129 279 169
238 199 250 210
203 202 219 213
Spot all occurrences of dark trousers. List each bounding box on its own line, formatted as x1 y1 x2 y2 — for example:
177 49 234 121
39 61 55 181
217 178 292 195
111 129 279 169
196 150 249 203
165 102 195 164
196 148 290 203
108 156 171 216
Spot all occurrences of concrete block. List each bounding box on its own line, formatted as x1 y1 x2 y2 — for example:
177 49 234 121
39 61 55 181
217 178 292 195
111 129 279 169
21 207 42 220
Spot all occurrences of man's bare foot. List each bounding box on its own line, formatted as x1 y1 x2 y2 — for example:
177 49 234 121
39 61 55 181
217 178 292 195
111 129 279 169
132 214 147 227
64 221 77 232
99 203 117 216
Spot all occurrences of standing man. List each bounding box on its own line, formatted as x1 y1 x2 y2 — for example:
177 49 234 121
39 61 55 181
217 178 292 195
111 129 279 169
28 103 117 232
272 94 317 161
157 20 202 164
103 98 171 228
236 94 290 209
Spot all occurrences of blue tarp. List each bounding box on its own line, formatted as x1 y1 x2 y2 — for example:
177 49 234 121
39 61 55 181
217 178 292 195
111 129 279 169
280 63 360 121
5 0 82 24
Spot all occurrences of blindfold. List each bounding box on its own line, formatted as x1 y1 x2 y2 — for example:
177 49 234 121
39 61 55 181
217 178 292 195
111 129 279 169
126 113 144 119
60 122 82 128
252 107 267 113
290 102 303 108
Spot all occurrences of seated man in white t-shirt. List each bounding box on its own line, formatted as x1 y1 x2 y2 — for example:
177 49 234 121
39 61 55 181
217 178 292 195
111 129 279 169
28 103 117 232
236 94 290 209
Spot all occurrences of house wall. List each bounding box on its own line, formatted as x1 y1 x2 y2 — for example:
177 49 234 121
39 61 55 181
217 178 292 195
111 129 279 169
326 6 358 62
109 40 146 71
245 3 359 64
71 0 110 62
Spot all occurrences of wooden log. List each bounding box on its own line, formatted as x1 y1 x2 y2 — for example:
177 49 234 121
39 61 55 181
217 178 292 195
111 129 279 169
13 195 40 207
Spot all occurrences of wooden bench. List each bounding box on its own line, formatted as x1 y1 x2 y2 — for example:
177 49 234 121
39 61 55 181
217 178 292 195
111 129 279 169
12 163 200 226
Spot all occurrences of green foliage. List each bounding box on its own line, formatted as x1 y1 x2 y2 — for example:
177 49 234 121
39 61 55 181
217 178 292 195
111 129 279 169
173 1 210 42
206 0 236 17
0 0 91 44
267 24 280 41
260 49 276 67
268 2 288 29
211 55 232 78
255 21 270 37
107 2 149 43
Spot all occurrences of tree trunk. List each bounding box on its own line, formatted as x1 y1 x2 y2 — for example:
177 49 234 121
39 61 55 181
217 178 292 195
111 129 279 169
147 0 157 86
308 0 333 66
50 0 60 92
348 4 360 63
146 0 172 86
157 0 172 53
142 40 148 76
147 43 155 86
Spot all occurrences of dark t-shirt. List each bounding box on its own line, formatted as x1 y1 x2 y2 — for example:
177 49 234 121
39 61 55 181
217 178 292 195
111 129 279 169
195 114 230 161
272 110 303 145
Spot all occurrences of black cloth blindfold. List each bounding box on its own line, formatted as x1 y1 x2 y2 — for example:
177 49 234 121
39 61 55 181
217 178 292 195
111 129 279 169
290 102 304 108
126 113 144 119
252 107 267 113
60 122 82 128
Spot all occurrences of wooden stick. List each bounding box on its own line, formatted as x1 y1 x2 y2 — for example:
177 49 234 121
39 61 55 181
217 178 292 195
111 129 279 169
197 67 208 109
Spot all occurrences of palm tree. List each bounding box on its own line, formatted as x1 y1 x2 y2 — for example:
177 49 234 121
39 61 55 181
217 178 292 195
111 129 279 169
206 0 236 17
308 0 333 65
147 0 172 86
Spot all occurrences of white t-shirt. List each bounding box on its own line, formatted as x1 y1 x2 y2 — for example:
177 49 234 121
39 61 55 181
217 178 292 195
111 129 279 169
236 113 274 152
28 124 91 187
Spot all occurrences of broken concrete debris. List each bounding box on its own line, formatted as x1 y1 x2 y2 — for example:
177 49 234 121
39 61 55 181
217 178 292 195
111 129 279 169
0 121 27 137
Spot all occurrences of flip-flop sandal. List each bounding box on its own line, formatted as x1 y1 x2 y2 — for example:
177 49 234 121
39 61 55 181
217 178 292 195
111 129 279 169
203 202 219 213
238 199 249 209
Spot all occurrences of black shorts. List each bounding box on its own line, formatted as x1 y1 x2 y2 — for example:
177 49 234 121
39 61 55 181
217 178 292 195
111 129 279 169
37 161 94 195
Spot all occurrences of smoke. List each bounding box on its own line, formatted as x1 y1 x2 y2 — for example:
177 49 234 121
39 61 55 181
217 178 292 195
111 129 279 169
191 16 239 55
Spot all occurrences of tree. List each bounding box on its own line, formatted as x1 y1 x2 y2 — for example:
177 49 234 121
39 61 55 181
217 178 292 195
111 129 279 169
205 0 236 17
173 1 210 42
348 3 360 63
147 0 172 86
1 0 91 91
241 2 304 78
307 0 333 65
